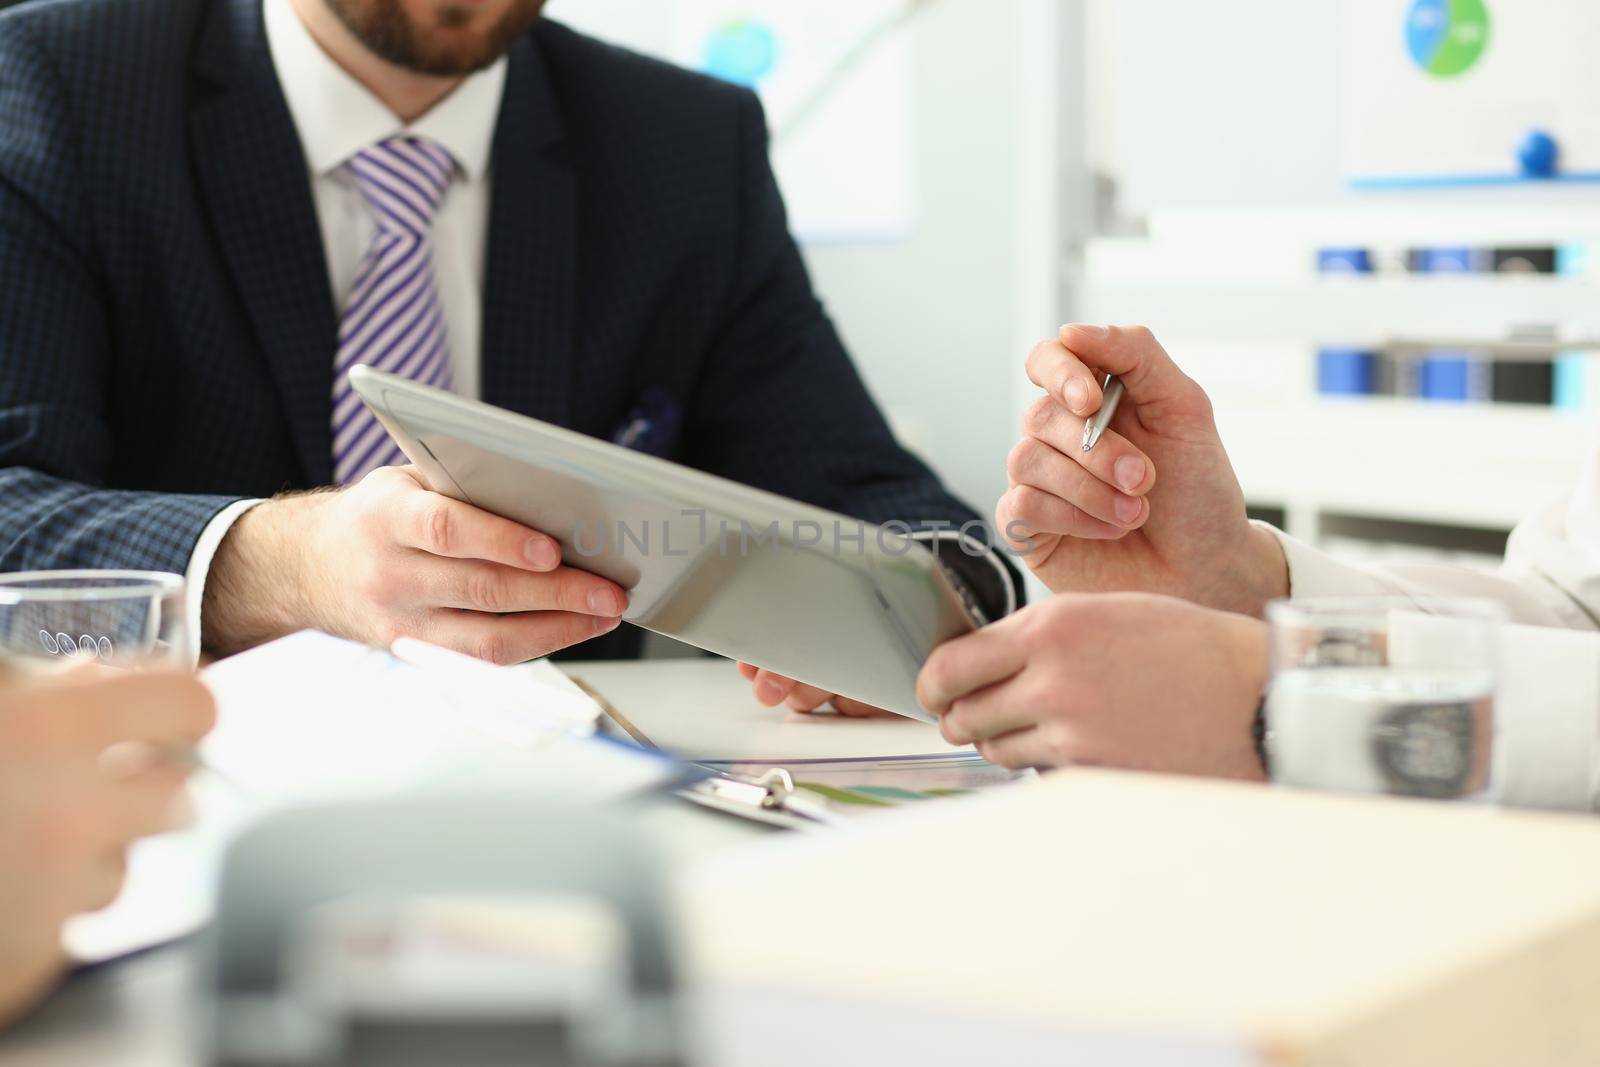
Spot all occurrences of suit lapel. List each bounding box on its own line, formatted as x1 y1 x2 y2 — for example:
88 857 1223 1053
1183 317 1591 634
480 31 576 426
189 0 337 485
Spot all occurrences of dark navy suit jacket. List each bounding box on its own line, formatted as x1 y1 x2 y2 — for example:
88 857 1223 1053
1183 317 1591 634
0 0 1010 657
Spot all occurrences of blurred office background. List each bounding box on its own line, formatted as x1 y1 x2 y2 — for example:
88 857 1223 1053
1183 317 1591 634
550 0 1600 585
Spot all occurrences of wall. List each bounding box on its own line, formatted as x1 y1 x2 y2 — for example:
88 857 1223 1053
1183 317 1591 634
1086 0 1346 218
801 0 1060 517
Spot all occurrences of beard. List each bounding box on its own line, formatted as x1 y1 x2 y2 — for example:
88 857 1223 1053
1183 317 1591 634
325 0 546 77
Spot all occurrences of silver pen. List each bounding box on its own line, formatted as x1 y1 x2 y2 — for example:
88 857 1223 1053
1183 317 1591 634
1080 374 1126 452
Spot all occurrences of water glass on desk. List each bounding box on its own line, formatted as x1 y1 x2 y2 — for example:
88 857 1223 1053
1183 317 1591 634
1265 597 1504 802
0 570 191 679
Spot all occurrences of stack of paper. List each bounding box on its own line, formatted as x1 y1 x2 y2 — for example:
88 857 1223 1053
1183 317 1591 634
64 632 682 962
200 631 643 805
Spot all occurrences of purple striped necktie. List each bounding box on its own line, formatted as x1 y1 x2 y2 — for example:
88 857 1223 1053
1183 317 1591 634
331 134 457 485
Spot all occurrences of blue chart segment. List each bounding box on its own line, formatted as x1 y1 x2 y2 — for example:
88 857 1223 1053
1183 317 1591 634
1406 0 1491 78
1406 0 1448 67
701 19 779 87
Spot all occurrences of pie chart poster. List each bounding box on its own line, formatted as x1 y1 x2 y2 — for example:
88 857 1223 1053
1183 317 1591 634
1341 0 1600 187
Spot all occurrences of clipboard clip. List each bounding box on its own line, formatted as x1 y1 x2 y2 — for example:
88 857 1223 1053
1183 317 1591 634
677 768 845 830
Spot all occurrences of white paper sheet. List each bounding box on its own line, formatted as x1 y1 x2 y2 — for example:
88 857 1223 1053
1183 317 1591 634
63 632 681 963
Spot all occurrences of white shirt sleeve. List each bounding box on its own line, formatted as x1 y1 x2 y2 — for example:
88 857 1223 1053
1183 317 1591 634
184 499 264 663
1259 515 1589 630
1499 446 1600 630
1494 622 1600 811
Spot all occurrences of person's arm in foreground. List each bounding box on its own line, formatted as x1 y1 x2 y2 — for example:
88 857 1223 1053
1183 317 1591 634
0 671 214 1026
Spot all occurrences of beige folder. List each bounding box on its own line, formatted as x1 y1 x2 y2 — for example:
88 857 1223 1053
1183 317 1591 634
682 769 1600 1066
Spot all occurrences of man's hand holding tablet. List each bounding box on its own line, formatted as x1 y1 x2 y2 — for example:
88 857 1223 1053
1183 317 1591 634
204 466 630 661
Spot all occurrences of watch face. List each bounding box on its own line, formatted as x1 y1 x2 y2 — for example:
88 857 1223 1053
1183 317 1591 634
1369 697 1492 799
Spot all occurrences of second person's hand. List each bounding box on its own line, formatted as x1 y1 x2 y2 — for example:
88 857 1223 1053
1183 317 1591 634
735 662 891 717
917 592 1268 779
998 324 1288 617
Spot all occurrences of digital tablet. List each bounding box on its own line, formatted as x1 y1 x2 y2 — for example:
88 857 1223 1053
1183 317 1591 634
349 366 985 722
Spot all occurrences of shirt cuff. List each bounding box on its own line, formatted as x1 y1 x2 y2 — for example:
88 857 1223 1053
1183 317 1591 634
1254 520 1402 601
911 530 1020 623
1495 622 1600 812
185 499 264 664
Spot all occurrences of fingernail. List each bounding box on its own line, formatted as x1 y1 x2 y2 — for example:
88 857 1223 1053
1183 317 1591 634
592 615 621 634
1114 456 1145 492
1065 323 1108 337
1064 378 1090 414
525 537 558 569
758 680 784 703
1114 493 1142 524
588 588 625 616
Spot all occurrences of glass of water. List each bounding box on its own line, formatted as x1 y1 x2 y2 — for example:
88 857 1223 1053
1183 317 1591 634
0 570 191 677
1265 597 1504 802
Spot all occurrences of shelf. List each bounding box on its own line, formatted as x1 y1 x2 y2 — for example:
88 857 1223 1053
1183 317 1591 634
1072 215 1600 545
1145 201 1600 246
1219 399 1589 532
1080 276 1600 342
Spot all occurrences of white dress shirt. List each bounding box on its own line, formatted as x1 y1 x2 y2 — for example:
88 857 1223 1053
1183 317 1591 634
185 0 505 645
1263 447 1600 812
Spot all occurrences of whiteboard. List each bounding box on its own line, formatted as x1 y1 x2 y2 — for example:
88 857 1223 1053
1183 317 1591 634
1341 0 1600 188
545 0 917 242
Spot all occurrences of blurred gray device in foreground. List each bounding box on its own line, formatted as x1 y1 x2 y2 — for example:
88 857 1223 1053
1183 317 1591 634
205 799 681 1067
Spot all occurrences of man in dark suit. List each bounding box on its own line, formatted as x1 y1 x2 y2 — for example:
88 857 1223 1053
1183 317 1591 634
0 0 1019 707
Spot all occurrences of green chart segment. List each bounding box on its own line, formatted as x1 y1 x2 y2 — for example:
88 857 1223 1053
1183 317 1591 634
1407 0 1490 78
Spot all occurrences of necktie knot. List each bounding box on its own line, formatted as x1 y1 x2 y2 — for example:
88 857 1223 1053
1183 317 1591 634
346 134 456 236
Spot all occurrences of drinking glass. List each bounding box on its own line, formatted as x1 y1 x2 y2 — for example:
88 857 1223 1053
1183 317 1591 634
1265 597 1503 801
0 570 191 677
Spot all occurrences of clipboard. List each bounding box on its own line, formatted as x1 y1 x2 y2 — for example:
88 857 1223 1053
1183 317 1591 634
573 674 1025 831
677 768 846 831
571 676 843 830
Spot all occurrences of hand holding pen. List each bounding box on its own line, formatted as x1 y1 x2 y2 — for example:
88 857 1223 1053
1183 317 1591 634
994 323 1288 617
999 324 1157 549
